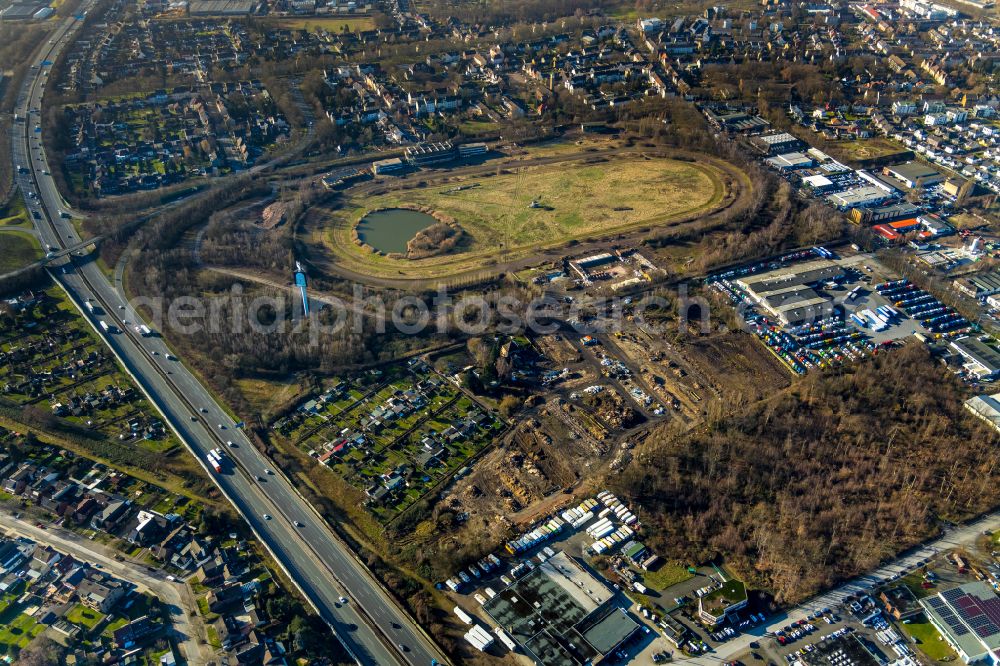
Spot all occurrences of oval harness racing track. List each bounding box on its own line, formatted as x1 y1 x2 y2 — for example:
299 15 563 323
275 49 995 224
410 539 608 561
298 146 752 290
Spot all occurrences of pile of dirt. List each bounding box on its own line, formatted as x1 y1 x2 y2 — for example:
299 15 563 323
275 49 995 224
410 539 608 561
584 391 641 430
260 201 288 229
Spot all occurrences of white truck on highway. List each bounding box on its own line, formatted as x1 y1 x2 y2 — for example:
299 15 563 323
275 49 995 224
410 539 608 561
99 321 109 332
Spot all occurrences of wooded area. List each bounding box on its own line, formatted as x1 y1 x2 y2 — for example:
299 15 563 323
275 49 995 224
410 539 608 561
616 344 1000 603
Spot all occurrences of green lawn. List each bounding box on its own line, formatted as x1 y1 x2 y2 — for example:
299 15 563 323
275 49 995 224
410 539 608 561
460 120 501 134
0 230 43 272
903 616 958 662
322 151 732 280
643 563 695 591
206 624 222 649
0 193 30 227
66 603 105 631
900 572 936 599
0 609 44 653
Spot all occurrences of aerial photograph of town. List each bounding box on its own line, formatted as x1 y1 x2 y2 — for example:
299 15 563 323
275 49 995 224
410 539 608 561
2 0 1000 662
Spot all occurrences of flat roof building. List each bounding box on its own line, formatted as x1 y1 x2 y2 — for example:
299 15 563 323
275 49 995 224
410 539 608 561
951 337 1000 379
482 551 640 666
965 392 1000 433
883 162 944 189
920 582 1000 664
405 141 455 165
766 152 815 171
371 157 404 175
954 271 1000 299
188 0 257 14
750 132 804 155
735 260 842 327
828 186 891 209
801 631 887 666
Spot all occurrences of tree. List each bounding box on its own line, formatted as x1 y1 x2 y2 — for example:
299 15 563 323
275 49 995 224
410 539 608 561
15 636 64 665
499 395 521 418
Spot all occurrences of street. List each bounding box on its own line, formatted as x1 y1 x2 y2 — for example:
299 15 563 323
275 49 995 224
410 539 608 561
0 507 214 665
676 510 1000 666
10 10 443 665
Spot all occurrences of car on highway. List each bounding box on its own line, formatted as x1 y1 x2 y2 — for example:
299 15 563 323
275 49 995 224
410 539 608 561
265 468 273 475
200 407 208 413
262 514 271 520
338 596 348 604
226 440 234 447
397 644 408 652
218 423 226 429
294 521 304 527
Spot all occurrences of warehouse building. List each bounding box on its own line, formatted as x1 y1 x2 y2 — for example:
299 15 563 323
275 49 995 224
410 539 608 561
801 631 887 666
188 0 257 14
951 337 1000 379
954 271 1000 299
827 186 891 209
750 132 804 155
766 152 814 171
883 162 944 189
920 583 1000 664
736 259 842 326
482 551 640 666
371 157 404 175
405 141 455 166
965 392 1000 433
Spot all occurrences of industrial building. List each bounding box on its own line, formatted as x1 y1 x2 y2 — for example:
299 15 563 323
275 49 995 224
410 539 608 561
458 142 489 158
848 201 921 225
920 583 1000 664
954 271 1000 299
482 551 640 666
951 337 1000 379
965 392 1000 433
827 186 891 209
404 141 456 166
800 631 888 666
698 579 748 624
735 259 842 326
371 157 404 175
883 162 944 190
766 152 814 171
188 0 257 14
750 132 804 155
569 253 619 280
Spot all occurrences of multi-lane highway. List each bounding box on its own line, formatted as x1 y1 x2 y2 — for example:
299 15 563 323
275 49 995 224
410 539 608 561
10 12 444 666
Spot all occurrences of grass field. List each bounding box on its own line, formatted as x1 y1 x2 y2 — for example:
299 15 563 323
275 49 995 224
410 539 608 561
321 153 731 279
643 563 694 591
0 229 42 272
269 16 375 32
823 137 910 163
0 193 30 227
903 616 957 662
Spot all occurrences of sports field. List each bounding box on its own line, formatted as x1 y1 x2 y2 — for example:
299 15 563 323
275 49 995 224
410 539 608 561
318 153 735 280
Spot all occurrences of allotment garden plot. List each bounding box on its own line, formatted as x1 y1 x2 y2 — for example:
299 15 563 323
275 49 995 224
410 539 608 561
272 361 502 523
0 289 174 450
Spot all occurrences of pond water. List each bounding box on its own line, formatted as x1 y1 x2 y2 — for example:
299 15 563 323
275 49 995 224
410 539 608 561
356 208 437 254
